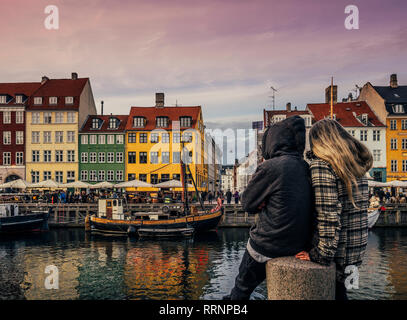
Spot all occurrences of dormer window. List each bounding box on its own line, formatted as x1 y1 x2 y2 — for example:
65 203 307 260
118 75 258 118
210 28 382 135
180 116 192 127
361 113 368 125
156 116 169 128
393 104 404 113
108 117 119 129
34 97 42 105
49 97 58 105
0 95 7 104
91 118 101 129
133 116 145 128
15 95 23 104
65 96 74 104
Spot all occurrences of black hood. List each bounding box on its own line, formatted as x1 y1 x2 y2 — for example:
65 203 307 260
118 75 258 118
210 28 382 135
262 115 306 159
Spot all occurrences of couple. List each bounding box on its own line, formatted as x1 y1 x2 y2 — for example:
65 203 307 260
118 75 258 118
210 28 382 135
225 116 372 300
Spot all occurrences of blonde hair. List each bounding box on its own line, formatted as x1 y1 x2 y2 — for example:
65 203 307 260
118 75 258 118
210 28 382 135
309 119 373 207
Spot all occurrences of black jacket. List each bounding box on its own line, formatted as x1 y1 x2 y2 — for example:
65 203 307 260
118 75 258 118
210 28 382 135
242 115 313 258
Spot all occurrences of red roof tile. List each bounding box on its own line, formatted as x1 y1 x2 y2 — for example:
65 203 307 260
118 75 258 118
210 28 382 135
307 101 385 127
80 115 129 133
0 82 42 106
125 106 202 131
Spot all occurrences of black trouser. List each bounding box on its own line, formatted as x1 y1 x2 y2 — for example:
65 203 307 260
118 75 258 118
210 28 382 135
229 249 267 300
335 280 348 301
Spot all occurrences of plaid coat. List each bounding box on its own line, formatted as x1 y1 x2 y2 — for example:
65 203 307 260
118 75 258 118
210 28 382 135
308 157 369 283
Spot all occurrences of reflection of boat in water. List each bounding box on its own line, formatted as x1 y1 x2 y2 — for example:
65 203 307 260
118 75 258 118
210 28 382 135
368 208 381 229
0 204 50 234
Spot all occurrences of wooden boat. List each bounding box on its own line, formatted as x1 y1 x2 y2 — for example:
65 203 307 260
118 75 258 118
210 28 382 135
138 227 195 238
0 204 50 234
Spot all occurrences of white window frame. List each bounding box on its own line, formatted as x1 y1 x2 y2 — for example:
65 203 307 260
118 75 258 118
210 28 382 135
81 152 88 163
16 111 24 124
3 111 11 124
16 131 24 145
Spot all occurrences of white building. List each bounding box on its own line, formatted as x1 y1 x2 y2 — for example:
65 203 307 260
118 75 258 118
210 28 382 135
221 165 234 192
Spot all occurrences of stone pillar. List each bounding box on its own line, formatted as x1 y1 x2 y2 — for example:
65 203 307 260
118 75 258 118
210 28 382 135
266 256 336 300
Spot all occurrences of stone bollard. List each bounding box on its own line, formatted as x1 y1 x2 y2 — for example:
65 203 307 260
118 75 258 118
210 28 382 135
266 256 336 300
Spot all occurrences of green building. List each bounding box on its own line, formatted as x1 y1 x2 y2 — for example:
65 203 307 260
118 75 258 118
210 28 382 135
79 115 128 184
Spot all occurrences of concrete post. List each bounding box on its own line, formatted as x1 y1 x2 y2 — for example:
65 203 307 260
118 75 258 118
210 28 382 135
266 256 336 300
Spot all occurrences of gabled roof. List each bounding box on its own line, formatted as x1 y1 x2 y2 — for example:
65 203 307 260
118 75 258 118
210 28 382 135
0 82 42 106
27 78 89 110
307 101 385 127
373 85 407 103
80 115 129 133
125 106 201 130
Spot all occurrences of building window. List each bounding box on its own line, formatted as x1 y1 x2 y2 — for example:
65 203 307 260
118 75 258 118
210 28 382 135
116 135 124 144
81 152 88 163
81 171 88 181
151 133 159 143
107 135 115 144
16 111 24 124
3 111 11 124
31 171 39 183
372 130 380 141
49 97 58 105
107 170 114 181
81 135 88 145
90 170 97 182
133 117 145 128
150 152 159 164
373 150 381 162
116 152 123 163
139 152 147 164
67 150 75 162
98 135 105 144
67 112 75 123
403 160 407 172
98 171 105 182
43 131 51 143
128 173 136 181
0 95 7 104
403 139 407 150
15 95 23 104
150 174 159 184
3 152 11 165
140 133 147 143
92 118 99 129
67 171 75 182
89 135 97 144
65 97 74 105
391 138 398 150
161 174 170 182
32 150 40 162
359 130 367 142
44 171 52 181
67 131 75 143
43 112 52 124
32 131 40 144
156 116 169 128
16 152 23 165
391 160 398 172
116 171 123 181
90 152 97 163
128 152 136 164
180 116 192 127
56 150 63 162
34 97 42 105
55 171 63 183
32 112 40 124
3 131 11 144
55 131 64 143
108 118 118 129
139 174 147 182
162 133 169 143
44 150 51 162
173 132 181 143
16 131 23 145
98 152 105 163
55 112 63 123
173 152 180 164
128 133 137 143
162 152 170 164
402 120 407 130
393 104 404 113
390 120 397 130
107 152 114 163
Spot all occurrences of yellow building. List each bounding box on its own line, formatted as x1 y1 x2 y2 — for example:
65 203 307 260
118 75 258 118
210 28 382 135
25 74 96 183
359 74 407 181
125 93 208 192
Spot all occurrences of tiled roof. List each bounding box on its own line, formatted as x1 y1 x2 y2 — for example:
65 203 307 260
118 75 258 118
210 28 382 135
125 106 201 130
80 115 129 133
27 78 89 110
373 85 407 103
265 110 310 116
0 82 42 106
307 101 385 127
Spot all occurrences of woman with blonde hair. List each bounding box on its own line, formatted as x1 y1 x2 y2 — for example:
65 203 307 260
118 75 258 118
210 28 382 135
296 119 373 300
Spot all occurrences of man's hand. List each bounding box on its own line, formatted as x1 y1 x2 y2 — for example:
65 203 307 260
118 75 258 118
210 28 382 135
295 251 310 261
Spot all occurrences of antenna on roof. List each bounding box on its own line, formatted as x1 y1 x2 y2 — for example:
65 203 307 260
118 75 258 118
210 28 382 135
269 86 277 110
101 101 104 115
173 99 182 107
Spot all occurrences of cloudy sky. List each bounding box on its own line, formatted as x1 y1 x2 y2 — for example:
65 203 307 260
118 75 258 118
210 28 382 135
1 0 406 132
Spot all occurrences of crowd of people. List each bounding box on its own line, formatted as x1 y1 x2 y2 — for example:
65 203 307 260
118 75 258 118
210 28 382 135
369 189 407 207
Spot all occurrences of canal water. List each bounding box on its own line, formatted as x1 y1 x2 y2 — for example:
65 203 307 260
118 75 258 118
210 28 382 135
0 228 406 300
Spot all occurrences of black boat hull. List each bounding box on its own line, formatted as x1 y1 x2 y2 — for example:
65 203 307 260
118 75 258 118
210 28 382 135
0 212 49 234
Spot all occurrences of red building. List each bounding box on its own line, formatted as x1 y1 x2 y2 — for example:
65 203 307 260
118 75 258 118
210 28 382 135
0 82 41 183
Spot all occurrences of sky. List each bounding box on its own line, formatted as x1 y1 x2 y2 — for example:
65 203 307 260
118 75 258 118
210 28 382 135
0 0 406 135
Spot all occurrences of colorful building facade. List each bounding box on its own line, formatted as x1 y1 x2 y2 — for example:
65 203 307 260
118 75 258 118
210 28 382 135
79 115 128 184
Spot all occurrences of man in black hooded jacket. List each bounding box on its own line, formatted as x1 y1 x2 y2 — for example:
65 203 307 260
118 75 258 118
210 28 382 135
225 115 313 300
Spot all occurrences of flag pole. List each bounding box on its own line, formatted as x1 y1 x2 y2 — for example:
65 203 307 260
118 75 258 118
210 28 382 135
330 76 334 119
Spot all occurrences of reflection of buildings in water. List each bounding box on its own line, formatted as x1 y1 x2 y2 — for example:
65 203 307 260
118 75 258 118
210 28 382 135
0 242 26 300
124 241 211 300
385 230 407 299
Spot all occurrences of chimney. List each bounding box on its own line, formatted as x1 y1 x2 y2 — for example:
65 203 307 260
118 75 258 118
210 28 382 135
390 74 398 88
155 92 165 107
71 72 78 80
325 85 338 104
41 76 49 84
101 101 104 115
286 102 291 111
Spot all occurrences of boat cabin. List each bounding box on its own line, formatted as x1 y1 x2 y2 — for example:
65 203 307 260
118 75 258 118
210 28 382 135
0 204 19 217
98 198 124 220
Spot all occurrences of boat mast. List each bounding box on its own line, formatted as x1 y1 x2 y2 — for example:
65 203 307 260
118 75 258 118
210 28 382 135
180 141 189 215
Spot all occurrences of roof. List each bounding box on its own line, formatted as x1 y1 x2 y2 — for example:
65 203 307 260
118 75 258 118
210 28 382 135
0 82 42 106
125 106 202 130
307 101 385 127
27 78 89 110
265 110 310 116
372 85 407 116
80 115 129 133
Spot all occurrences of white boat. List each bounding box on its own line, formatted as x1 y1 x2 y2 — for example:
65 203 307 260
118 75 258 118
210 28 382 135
368 208 381 229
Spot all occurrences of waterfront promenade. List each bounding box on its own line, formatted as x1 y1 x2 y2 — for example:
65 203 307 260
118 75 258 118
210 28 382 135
12 203 407 228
